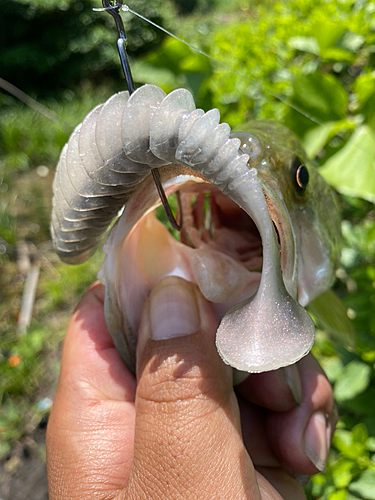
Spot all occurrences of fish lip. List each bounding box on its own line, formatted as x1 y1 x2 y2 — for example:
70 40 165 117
256 176 298 300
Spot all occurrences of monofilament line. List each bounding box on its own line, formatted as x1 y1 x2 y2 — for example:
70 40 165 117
121 4 324 128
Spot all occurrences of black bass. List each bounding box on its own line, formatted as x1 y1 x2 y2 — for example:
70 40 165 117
51 85 341 375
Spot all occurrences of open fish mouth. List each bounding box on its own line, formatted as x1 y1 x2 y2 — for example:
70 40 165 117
52 84 341 376
98 161 315 376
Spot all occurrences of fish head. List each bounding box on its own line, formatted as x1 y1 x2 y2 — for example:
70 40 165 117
231 120 341 307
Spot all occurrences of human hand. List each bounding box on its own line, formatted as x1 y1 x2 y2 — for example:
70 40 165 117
46 277 337 499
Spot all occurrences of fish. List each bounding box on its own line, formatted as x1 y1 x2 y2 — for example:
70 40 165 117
51 84 341 376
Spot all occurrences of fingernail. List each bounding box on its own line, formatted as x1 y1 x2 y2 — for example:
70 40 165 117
283 364 302 406
150 278 200 340
304 412 330 472
295 474 311 487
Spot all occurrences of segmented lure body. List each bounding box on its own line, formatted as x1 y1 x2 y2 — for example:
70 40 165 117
52 84 251 264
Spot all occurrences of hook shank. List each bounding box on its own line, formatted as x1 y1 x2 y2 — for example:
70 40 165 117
102 0 181 231
102 0 134 94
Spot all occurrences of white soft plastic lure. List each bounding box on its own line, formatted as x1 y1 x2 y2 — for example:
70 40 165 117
51 84 341 376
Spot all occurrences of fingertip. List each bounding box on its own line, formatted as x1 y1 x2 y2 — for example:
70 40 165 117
135 276 231 405
256 468 306 500
266 354 335 476
68 281 110 350
72 280 105 313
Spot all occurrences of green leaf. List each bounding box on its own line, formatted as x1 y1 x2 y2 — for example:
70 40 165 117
310 474 327 497
353 424 369 442
309 290 356 349
333 429 367 460
347 494 363 500
367 437 375 452
334 360 372 402
334 429 354 449
131 61 178 90
291 73 348 123
320 125 375 202
354 72 375 106
342 386 375 417
312 20 347 51
304 122 339 159
322 47 354 62
339 31 365 52
349 469 375 499
0 441 11 460
180 55 209 73
321 356 344 383
332 458 355 488
329 490 348 500
288 36 320 55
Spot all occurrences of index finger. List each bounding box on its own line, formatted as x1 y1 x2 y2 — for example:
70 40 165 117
60 281 136 403
47 282 136 500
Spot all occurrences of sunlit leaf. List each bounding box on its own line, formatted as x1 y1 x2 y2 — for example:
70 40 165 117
312 20 347 51
328 490 349 500
331 459 354 488
367 437 375 452
339 31 365 52
304 122 339 158
321 356 344 383
333 429 367 460
132 61 179 90
354 72 375 106
288 36 320 55
349 469 375 499
309 290 356 349
334 360 372 402
322 47 354 62
320 125 375 202
334 429 354 448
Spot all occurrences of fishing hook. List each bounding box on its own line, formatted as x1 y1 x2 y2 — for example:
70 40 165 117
102 0 182 231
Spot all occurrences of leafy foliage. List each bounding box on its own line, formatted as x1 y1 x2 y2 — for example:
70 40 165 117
197 0 375 202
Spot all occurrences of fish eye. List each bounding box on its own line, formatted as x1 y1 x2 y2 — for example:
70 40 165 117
291 158 309 195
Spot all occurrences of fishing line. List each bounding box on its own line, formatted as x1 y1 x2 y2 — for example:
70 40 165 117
0 77 72 134
109 4 374 159
1 4 369 160
117 4 326 128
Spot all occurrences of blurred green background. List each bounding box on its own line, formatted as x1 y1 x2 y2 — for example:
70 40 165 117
1 0 375 498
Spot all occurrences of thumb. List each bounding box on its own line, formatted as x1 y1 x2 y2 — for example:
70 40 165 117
124 276 261 500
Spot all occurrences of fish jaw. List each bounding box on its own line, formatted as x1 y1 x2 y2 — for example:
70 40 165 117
99 163 315 375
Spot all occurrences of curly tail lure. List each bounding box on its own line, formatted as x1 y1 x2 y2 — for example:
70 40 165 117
51 1 342 375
